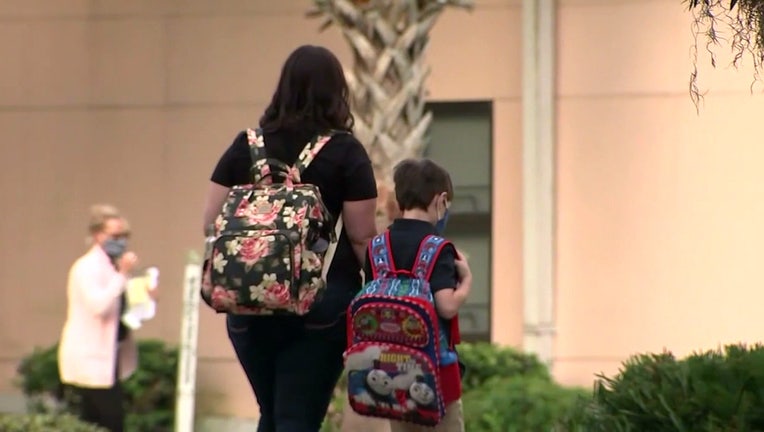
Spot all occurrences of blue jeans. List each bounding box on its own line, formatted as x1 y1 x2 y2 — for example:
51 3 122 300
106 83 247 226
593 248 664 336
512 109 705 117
227 314 346 432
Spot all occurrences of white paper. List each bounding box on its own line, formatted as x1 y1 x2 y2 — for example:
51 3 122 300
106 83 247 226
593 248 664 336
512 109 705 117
121 267 159 330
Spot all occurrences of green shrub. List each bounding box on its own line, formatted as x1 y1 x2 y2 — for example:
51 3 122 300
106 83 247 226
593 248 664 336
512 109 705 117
15 339 178 432
120 340 178 432
458 342 550 393
0 413 107 432
320 372 346 432
15 345 64 414
463 375 589 432
590 344 764 432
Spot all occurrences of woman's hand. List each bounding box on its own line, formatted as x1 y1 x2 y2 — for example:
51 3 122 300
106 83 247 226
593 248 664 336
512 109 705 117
117 252 138 275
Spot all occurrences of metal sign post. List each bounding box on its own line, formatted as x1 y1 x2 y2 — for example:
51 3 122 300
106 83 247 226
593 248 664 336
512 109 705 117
175 250 202 432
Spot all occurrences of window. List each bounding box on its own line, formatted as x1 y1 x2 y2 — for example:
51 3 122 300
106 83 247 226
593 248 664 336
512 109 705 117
424 101 492 342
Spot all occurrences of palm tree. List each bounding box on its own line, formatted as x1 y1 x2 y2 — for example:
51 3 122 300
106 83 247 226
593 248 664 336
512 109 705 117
309 0 474 228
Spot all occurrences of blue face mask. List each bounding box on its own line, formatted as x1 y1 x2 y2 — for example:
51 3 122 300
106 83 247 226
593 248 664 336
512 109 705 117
102 237 128 259
435 208 450 235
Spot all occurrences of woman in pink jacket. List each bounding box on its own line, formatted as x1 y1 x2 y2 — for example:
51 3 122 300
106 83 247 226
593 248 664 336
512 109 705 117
58 205 140 432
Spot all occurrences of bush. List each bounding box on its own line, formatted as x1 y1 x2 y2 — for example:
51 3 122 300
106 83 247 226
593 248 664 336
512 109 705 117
15 345 64 414
120 340 178 432
463 375 589 432
320 372 346 432
457 342 550 393
15 339 178 432
588 344 764 432
0 413 107 432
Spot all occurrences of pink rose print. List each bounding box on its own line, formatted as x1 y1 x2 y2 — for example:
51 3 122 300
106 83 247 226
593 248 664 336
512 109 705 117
214 214 226 232
289 205 308 229
293 244 302 279
286 166 301 183
309 204 323 219
211 286 238 310
301 250 322 272
234 198 251 218
299 136 329 168
295 286 319 315
261 282 292 309
239 237 270 267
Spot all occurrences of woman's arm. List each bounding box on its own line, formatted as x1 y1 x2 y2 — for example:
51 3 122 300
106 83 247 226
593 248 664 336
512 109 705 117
343 198 378 264
202 182 231 234
74 262 127 318
340 137 379 265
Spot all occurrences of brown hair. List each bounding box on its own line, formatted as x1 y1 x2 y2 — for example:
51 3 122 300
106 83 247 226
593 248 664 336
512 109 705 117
393 158 454 212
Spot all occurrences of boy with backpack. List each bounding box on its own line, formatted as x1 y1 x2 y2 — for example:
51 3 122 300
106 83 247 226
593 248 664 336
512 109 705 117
344 158 472 432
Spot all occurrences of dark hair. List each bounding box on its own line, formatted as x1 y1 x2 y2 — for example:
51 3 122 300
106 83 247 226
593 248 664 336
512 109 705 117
393 158 454 211
260 45 354 133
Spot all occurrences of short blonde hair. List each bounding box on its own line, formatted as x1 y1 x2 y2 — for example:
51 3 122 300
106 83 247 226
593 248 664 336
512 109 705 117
87 204 122 235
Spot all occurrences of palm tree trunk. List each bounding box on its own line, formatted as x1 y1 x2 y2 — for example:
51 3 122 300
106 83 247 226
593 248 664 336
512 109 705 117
310 0 473 228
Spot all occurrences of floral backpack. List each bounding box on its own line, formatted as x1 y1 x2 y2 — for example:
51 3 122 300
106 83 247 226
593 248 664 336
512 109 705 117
344 233 459 426
200 128 341 316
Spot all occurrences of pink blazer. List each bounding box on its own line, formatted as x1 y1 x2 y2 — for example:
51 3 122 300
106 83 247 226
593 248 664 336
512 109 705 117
58 246 137 388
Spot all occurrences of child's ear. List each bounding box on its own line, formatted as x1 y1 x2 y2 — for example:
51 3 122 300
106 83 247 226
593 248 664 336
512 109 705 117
432 192 448 214
428 193 441 210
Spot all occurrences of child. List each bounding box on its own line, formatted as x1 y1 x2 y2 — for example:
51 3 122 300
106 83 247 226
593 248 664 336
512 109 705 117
363 158 472 432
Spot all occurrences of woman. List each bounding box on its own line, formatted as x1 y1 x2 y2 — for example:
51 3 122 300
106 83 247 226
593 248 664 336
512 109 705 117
202 45 378 432
58 204 140 432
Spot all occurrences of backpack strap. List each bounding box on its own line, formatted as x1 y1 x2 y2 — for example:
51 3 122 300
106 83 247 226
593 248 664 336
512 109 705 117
368 231 396 279
412 235 452 280
413 235 460 350
246 128 299 186
294 131 346 179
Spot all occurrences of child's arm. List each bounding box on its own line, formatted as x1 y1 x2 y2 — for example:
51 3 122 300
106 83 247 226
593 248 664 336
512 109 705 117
431 247 472 319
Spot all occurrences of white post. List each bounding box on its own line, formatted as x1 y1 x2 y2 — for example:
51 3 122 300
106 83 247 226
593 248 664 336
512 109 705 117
175 250 202 432
522 0 557 367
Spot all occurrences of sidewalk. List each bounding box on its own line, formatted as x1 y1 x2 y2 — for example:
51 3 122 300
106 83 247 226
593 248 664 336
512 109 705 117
0 393 25 414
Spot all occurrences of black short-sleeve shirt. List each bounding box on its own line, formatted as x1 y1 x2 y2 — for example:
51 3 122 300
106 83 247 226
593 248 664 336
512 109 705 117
363 219 459 295
210 127 377 324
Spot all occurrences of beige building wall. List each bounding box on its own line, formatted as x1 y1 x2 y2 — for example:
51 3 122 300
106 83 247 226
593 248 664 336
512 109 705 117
3 0 762 421
554 0 764 386
0 0 523 418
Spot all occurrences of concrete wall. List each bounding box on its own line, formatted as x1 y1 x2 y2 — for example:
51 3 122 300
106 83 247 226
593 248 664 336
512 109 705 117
0 0 523 419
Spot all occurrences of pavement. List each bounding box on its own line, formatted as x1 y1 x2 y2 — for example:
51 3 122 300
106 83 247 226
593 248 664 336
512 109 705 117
0 393 25 414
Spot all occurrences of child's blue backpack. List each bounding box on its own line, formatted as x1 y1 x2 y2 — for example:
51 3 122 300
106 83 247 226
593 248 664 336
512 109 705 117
344 232 457 426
